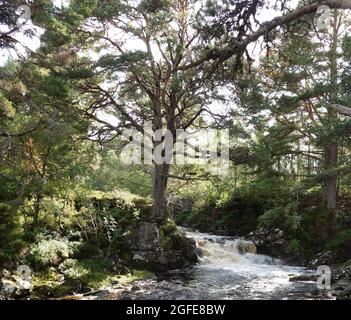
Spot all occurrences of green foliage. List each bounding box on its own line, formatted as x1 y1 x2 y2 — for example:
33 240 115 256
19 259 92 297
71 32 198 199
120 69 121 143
1 0 351 298
42 74 71 98
73 190 142 257
288 239 301 255
28 235 82 270
327 229 351 254
258 207 284 229
160 219 185 251
0 203 26 263
258 203 301 232
85 150 152 197
33 262 153 297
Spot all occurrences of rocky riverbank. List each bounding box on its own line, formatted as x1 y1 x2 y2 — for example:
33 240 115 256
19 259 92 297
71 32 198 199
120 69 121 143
245 227 351 300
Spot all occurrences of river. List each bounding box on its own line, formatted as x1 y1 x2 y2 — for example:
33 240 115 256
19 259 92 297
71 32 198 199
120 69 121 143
96 229 332 300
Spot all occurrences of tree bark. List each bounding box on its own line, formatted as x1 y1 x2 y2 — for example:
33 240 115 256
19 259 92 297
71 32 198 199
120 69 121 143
330 104 351 116
152 163 170 226
33 191 42 226
325 142 338 214
324 9 339 233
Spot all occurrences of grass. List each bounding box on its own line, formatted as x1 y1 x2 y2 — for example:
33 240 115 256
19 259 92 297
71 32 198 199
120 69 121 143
32 256 153 298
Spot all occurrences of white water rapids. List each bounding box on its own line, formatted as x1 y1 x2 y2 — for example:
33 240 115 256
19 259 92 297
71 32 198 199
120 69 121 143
101 229 331 300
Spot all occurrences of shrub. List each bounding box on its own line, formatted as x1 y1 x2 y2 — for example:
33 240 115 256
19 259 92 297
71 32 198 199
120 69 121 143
160 219 185 251
75 191 141 254
0 203 26 263
38 197 80 231
258 203 301 233
28 235 82 269
288 239 301 254
258 207 284 228
328 229 351 255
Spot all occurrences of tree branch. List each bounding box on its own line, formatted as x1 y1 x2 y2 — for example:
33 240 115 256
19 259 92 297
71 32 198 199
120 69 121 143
177 0 351 71
330 104 351 116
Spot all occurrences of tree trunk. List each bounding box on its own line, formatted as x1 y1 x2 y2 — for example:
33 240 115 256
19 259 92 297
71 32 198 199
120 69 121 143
325 142 338 218
151 163 170 226
33 192 42 226
324 9 339 234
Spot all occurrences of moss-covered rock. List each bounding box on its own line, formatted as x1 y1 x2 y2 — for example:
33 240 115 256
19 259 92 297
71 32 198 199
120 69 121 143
129 220 198 271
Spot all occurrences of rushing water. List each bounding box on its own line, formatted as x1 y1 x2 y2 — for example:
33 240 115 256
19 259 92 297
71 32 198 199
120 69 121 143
99 229 331 300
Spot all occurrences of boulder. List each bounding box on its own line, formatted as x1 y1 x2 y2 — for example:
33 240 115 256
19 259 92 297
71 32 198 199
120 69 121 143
180 236 198 264
245 227 292 261
289 274 319 282
236 240 257 254
337 284 351 300
135 222 160 250
0 276 33 299
308 251 337 268
0 279 16 299
332 258 351 282
130 223 198 271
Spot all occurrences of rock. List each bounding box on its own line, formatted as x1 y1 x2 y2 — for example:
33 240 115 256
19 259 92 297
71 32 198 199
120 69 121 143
331 278 351 291
130 222 198 271
236 240 257 254
0 279 17 298
289 274 319 282
337 284 351 300
276 230 284 239
332 259 351 282
245 227 292 261
196 240 205 247
308 251 336 268
132 253 144 261
0 276 33 299
130 222 160 251
181 237 198 264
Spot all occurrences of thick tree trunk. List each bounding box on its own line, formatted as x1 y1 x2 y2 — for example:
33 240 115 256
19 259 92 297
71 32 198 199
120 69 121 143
324 9 339 234
152 163 170 226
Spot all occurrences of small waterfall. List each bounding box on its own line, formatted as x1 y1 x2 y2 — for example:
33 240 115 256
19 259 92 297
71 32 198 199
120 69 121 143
96 228 331 300
186 229 282 268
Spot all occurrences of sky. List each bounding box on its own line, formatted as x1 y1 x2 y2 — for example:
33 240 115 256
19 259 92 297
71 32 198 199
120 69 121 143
1 0 300 64
0 0 304 129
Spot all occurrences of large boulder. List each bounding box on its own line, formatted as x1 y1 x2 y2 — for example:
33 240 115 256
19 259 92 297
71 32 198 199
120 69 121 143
132 222 160 251
337 284 351 300
307 251 338 269
236 240 257 254
0 275 33 299
129 222 198 271
0 279 17 299
245 227 291 261
333 259 351 281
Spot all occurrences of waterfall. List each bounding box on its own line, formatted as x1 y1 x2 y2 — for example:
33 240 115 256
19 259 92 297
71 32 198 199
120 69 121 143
187 229 281 267
93 228 331 300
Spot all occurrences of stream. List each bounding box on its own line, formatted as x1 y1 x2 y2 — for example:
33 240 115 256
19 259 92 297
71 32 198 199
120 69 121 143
97 229 332 300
